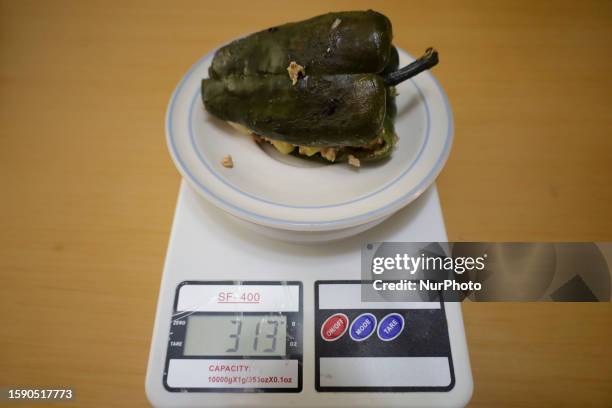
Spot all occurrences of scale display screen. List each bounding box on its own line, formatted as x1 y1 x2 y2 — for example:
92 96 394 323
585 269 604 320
184 314 287 356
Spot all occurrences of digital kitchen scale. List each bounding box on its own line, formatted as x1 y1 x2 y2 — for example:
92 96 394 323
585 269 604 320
146 181 473 407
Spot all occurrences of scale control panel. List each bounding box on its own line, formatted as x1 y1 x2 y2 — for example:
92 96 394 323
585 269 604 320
315 281 454 392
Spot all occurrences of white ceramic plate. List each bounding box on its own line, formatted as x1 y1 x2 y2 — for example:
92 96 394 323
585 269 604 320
167 46 453 232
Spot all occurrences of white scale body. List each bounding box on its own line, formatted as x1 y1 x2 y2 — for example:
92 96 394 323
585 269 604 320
146 181 473 407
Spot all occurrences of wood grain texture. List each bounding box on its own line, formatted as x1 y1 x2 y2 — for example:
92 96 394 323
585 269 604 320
0 0 611 406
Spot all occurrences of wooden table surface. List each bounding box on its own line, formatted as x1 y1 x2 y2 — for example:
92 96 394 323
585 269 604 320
1 1 611 406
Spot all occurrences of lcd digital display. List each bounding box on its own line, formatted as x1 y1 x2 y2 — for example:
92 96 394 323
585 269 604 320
183 314 287 356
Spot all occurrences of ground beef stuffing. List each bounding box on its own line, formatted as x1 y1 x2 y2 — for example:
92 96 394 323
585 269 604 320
347 154 361 168
321 147 337 162
287 61 305 85
221 154 234 168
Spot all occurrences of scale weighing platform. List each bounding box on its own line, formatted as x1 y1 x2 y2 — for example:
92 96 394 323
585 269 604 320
146 181 473 407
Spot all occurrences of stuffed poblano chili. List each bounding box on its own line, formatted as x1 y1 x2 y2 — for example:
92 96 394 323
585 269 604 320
201 10 439 167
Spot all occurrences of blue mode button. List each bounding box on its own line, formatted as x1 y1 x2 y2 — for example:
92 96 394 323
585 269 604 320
377 313 405 341
349 313 377 341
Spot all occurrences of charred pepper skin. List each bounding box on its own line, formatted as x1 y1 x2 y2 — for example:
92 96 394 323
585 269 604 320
286 49 399 163
202 73 386 147
297 71 399 162
209 10 393 79
382 46 400 75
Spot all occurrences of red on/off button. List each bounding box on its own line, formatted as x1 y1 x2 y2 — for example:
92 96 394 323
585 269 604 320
320 313 349 341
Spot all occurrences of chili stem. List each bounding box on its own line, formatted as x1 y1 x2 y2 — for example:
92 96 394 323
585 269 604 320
383 48 439 86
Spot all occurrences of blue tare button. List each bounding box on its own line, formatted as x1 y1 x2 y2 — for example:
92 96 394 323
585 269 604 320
349 313 377 342
377 313 405 341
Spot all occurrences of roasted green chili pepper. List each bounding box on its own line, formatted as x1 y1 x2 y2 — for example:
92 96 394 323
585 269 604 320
201 11 439 165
